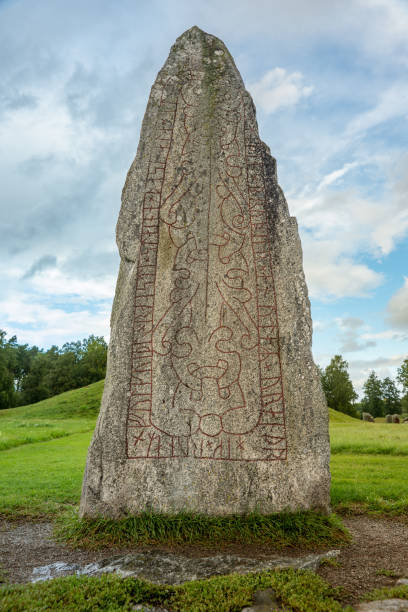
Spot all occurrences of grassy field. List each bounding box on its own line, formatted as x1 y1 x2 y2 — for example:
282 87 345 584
0 383 407 518
329 408 408 455
1 387 408 610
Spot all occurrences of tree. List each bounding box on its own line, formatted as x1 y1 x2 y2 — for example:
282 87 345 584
397 358 408 415
14 344 40 397
321 355 358 416
381 377 401 414
0 330 17 409
1 331 108 408
79 335 107 384
45 348 79 396
20 351 50 405
362 371 384 417
397 358 408 393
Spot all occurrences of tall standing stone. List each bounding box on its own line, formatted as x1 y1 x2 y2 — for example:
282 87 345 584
80 27 330 517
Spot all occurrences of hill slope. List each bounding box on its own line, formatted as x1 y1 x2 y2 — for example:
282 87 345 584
1 380 104 420
0 380 104 451
328 408 359 423
1 381 356 423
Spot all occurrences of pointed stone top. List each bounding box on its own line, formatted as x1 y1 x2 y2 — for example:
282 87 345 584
173 25 229 53
177 25 212 41
181 25 205 35
173 26 229 54
167 26 239 85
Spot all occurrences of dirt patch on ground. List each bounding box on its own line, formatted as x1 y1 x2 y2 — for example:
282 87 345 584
1 516 407 605
318 516 408 605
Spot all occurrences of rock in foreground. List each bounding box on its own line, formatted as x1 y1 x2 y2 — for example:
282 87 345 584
80 26 330 517
31 550 340 584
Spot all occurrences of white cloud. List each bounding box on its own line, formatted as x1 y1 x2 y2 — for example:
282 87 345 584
387 277 408 329
313 320 328 332
349 354 407 394
361 329 408 342
315 349 407 397
289 153 408 300
293 181 408 258
327 352 408 396
248 68 313 114
29 268 116 302
356 0 408 66
0 291 110 347
303 250 383 300
317 162 359 191
334 317 376 352
0 262 115 347
346 83 408 138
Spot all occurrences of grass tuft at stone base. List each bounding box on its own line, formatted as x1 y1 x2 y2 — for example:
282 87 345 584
55 509 350 549
362 584 408 602
0 568 346 612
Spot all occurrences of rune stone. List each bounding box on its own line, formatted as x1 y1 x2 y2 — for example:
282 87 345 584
80 26 330 517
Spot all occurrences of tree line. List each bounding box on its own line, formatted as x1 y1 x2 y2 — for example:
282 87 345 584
0 329 107 409
1 326 407 418
320 355 408 418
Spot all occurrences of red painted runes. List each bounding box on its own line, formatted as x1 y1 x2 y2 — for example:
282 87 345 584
126 71 287 461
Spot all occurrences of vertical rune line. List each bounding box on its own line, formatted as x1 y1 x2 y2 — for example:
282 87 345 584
205 136 212 323
126 81 180 457
241 92 287 458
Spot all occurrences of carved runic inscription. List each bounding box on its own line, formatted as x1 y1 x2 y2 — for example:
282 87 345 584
126 66 287 461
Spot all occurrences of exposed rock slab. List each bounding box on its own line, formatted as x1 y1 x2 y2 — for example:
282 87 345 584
80 26 330 517
30 549 340 584
241 587 283 612
355 601 408 611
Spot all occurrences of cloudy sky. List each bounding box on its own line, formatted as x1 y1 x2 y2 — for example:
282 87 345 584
1 0 407 395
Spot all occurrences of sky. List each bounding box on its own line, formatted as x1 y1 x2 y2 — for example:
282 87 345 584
0 0 407 396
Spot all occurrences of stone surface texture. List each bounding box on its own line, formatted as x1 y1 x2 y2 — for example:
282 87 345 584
30 550 340 585
80 26 330 517
355 601 408 611
241 588 283 612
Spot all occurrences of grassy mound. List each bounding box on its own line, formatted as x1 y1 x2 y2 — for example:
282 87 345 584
1 380 104 420
328 408 359 423
0 380 103 451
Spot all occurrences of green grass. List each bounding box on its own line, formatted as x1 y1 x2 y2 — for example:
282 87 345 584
330 421 408 455
329 408 408 514
0 381 102 451
0 431 91 518
328 408 358 423
330 453 408 516
375 569 401 578
1 392 407 610
1 386 408 519
363 584 408 602
55 508 349 549
0 568 345 612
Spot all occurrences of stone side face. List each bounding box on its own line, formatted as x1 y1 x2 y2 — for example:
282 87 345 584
80 27 330 517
